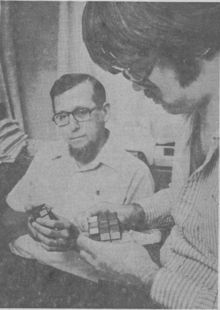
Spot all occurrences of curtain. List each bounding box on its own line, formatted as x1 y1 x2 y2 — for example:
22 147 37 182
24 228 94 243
58 2 93 76
0 1 24 130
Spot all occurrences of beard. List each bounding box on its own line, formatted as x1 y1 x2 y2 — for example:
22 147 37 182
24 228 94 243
68 140 100 164
160 94 211 115
144 86 211 116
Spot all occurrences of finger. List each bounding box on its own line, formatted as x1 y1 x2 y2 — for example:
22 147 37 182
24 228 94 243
91 202 118 215
36 231 54 246
28 222 36 235
41 237 76 252
90 202 106 215
50 213 65 222
35 217 61 228
74 214 82 231
27 218 34 230
76 211 90 232
36 217 74 231
32 221 60 238
80 250 116 282
81 231 90 237
53 220 79 232
24 204 36 213
27 221 38 239
81 213 89 232
80 250 100 269
37 232 66 247
40 242 61 252
33 221 75 242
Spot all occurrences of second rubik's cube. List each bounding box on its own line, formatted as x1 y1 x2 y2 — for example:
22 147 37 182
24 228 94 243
29 204 57 222
88 212 121 242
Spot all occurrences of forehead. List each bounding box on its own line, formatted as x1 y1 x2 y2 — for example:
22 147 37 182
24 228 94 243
54 81 95 112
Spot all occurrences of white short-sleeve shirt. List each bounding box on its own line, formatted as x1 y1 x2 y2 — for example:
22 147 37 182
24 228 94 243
6 133 154 279
7 133 154 222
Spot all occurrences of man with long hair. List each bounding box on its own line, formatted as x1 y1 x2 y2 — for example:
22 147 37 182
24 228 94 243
76 3 219 309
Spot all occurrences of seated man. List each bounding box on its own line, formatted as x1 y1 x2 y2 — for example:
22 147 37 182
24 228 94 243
5 73 154 277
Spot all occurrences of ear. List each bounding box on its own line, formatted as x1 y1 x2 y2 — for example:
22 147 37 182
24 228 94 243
102 102 110 122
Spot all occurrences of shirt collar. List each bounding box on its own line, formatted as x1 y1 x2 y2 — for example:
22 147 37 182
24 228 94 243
51 130 124 173
78 130 124 172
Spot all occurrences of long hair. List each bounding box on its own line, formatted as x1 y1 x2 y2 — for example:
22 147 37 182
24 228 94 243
83 3 220 86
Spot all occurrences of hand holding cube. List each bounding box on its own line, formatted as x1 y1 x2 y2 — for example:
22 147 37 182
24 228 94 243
88 212 121 242
27 204 80 252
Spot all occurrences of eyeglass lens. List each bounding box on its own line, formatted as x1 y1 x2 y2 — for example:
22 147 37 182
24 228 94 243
53 107 97 126
123 69 157 89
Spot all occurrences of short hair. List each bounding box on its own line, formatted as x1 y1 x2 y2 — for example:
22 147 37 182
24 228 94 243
83 3 220 87
50 73 106 112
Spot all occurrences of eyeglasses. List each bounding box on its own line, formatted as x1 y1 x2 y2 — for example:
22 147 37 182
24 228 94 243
52 107 99 127
122 69 157 89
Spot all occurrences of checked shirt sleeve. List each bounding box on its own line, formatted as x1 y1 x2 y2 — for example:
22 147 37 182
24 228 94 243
138 187 174 228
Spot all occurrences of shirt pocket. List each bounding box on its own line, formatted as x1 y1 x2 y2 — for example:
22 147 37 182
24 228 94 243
97 182 128 204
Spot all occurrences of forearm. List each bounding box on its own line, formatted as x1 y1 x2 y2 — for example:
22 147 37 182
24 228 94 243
138 188 173 227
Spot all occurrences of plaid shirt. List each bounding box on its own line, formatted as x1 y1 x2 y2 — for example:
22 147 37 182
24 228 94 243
140 117 219 309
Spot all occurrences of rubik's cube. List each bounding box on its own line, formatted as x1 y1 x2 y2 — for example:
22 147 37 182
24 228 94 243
30 204 57 222
88 212 121 242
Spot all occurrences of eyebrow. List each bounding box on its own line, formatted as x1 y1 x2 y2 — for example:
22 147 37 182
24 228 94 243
55 107 90 114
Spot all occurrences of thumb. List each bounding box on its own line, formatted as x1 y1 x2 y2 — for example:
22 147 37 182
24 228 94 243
89 204 103 216
24 204 37 213
91 201 112 215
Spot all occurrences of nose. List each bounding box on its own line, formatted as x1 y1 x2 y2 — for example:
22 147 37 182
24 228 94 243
69 114 80 131
132 82 145 92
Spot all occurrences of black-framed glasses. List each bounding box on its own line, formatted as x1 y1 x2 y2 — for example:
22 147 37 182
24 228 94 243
122 69 157 89
52 107 99 127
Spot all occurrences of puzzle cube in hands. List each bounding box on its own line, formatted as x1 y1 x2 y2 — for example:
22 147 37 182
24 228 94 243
88 212 121 242
30 204 57 222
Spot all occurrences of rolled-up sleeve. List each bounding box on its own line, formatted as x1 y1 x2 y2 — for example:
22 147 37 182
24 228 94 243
138 188 173 226
6 148 46 212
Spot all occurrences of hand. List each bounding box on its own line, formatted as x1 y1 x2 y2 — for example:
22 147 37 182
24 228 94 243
27 216 38 240
30 215 80 252
75 202 145 232
77 234 159 286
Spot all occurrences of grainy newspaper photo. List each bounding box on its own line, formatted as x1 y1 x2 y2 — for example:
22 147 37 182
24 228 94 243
0 1 219 309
